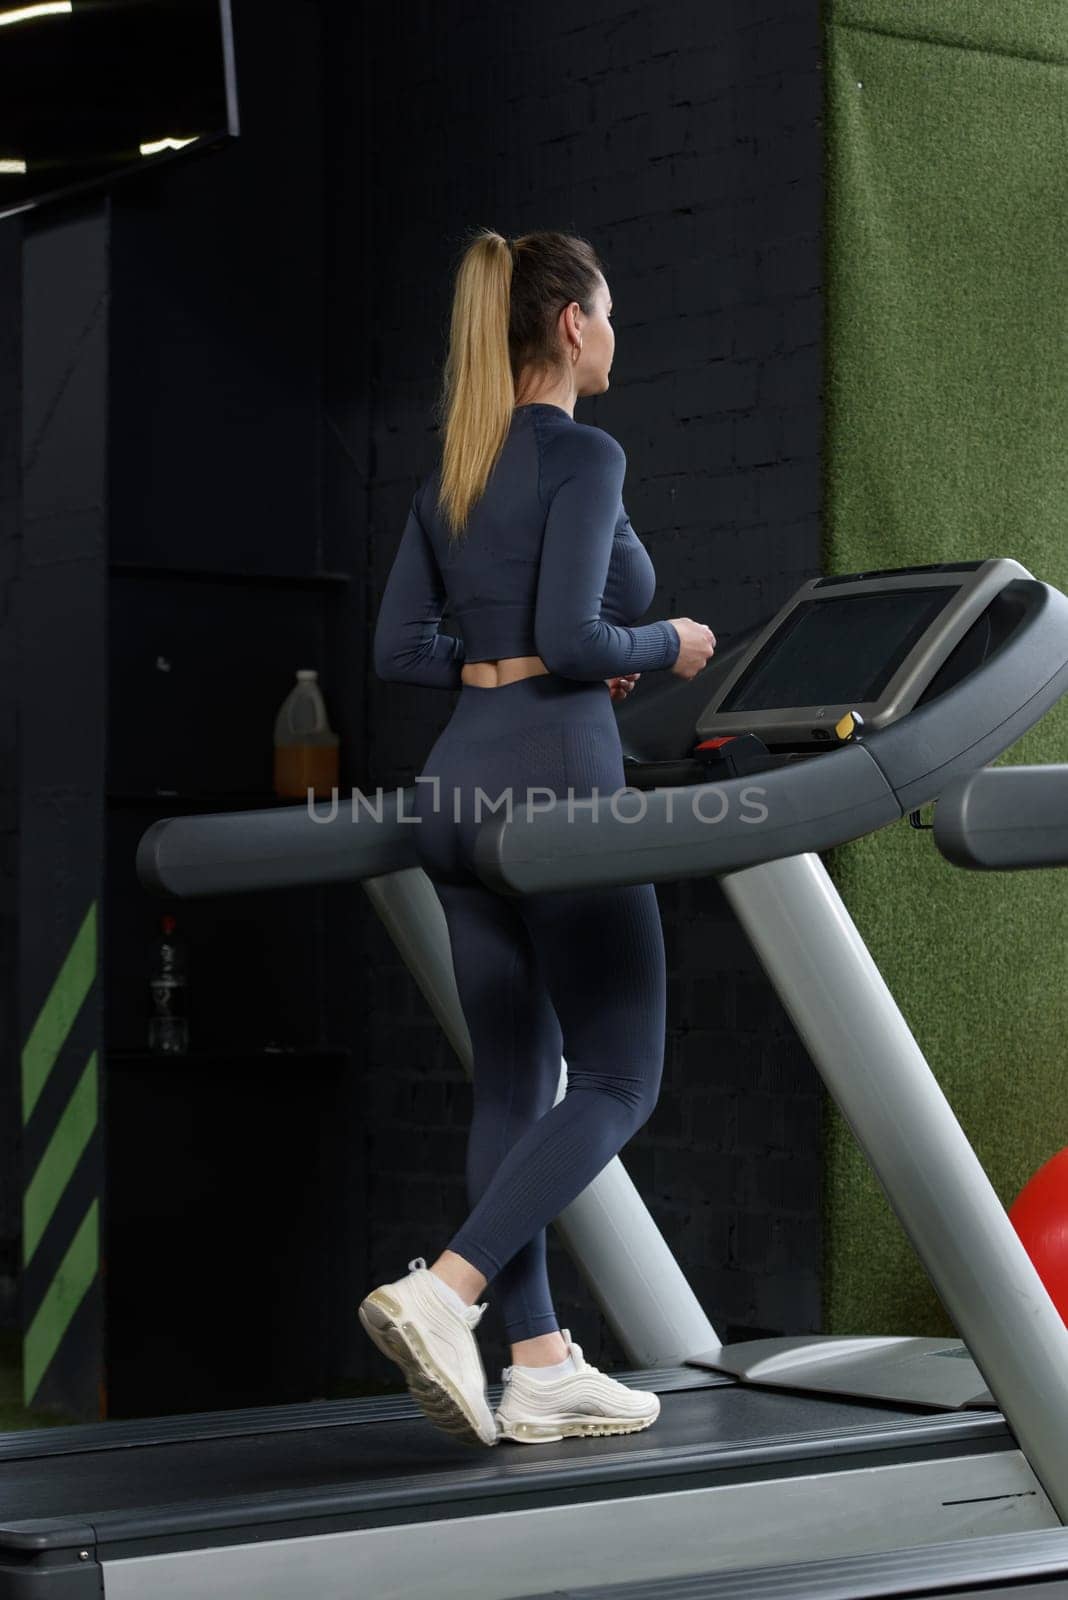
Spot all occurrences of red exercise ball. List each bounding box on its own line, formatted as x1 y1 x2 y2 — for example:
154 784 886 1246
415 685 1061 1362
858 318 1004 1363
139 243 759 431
1008 1147 1068 1326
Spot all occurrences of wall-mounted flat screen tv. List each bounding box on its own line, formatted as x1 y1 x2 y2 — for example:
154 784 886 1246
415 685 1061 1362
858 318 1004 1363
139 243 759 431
0 0 238 224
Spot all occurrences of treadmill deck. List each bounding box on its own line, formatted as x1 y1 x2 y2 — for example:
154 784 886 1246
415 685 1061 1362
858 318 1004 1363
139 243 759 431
0 1367 1024 1558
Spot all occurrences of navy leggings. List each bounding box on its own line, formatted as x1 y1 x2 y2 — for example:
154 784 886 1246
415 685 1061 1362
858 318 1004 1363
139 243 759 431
410 672 666 1342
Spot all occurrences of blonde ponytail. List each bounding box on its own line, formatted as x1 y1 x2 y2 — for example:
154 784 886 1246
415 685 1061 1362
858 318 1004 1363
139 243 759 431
432 227 605 543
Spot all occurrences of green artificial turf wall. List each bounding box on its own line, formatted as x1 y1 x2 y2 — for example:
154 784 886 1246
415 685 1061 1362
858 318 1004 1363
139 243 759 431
822 0 1068 1335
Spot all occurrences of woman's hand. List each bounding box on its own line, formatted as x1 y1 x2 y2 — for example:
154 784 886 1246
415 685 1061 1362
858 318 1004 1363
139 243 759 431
606 672 641 703
667 618 716 680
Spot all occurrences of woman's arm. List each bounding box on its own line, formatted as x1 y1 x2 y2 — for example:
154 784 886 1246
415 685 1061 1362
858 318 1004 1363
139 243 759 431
372 488 466 689
534 429 680 680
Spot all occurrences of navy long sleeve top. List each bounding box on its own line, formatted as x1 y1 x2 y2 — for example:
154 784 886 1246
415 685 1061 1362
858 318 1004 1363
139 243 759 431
373 402 681 688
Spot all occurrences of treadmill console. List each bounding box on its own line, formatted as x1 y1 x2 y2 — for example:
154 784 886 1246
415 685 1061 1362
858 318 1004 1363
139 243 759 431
622 558 1059 796
694 558 1032 750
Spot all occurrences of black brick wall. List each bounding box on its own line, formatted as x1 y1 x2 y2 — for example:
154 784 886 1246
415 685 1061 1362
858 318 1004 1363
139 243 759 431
0 0 827 1379
325 0 827 1383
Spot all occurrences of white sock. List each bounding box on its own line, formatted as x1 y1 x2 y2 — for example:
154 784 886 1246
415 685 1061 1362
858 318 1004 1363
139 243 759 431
424 1268 470 1316
509 1352 577 1383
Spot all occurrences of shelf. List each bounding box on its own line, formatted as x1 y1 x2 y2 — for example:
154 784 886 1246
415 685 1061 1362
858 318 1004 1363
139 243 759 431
108 562 352 589
107 1048 351 1065
107 790 289 809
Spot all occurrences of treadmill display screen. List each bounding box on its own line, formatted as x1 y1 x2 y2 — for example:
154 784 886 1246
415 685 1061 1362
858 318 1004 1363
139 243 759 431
719 588 956 713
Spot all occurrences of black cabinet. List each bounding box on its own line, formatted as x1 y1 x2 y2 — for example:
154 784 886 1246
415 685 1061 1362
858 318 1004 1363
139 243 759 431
104 1047 353 1417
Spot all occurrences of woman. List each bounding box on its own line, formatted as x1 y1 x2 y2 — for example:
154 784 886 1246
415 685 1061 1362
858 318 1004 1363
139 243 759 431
360 228 716 1448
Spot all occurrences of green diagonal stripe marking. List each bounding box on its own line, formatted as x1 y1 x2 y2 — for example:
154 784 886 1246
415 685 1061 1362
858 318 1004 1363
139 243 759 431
22 1198 99 1407
21 901 97 1125
22 1052 98 1268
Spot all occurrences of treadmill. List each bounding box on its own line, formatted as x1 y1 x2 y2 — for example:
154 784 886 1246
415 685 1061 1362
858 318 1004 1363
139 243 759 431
4 557 1068 1599
506 762 1068 1600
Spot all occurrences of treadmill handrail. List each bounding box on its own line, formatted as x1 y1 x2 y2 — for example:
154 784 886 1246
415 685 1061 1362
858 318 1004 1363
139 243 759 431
136 788 420 898
134 580 1068 903
473 744 900 895
934 765 1068 871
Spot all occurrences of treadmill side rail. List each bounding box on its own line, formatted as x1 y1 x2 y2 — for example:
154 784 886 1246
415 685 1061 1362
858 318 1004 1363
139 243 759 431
934 765 1068 871
473 744 899 896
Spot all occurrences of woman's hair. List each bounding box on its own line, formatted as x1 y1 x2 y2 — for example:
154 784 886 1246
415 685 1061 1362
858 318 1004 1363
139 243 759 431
432 228 604 542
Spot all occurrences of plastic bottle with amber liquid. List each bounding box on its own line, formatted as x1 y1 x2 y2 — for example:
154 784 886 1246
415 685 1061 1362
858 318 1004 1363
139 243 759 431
273 668 339 800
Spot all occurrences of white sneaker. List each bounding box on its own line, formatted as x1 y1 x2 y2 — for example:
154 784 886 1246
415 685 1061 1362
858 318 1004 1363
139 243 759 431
358 1257 498 1447
495 1330 661 1444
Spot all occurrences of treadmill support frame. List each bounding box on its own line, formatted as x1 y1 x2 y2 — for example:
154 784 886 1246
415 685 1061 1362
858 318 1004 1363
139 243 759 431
718 851 1068 1524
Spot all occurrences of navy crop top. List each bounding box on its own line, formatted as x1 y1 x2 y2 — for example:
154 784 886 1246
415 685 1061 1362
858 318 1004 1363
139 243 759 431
372 403 681 688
